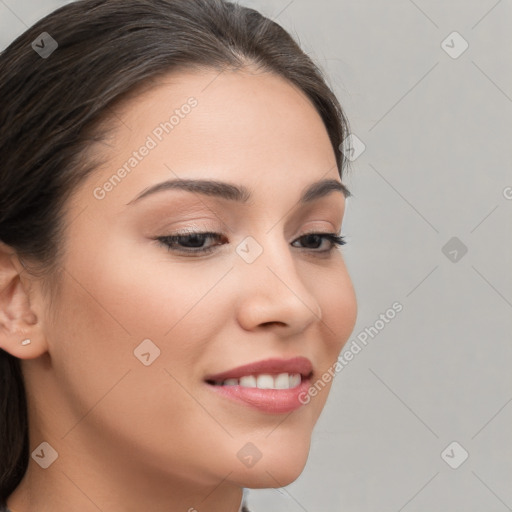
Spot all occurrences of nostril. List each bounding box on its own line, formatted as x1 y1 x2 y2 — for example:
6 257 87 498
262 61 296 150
260 321 286 327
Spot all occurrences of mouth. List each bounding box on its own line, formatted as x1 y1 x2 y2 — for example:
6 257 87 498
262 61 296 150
205 370 313 389
203 356 314 414
203 356 313 387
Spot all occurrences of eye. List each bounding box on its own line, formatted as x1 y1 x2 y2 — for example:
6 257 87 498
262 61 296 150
154 230 346 256
155 231 224 255
292 232 346 251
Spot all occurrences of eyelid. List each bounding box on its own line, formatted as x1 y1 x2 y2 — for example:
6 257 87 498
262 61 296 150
154 229 346 256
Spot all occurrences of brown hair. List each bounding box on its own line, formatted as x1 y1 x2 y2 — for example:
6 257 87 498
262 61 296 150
0 0 351 501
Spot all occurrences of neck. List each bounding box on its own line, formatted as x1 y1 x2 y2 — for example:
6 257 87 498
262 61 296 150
7 471 244 512
7 432 244 512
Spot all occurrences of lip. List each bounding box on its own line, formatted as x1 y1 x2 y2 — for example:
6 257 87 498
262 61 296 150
203 356 314 414
203 356 313 382
205 378 312 414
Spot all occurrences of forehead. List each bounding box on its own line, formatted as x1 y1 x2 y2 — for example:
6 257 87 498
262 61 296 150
78 67 340 212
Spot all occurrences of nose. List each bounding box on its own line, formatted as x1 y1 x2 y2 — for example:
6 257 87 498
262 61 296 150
234 234 323 335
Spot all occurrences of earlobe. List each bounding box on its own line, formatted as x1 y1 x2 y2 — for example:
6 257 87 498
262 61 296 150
0 241 48 359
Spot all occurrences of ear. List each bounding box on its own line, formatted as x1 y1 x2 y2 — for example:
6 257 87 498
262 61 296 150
0 241 48 359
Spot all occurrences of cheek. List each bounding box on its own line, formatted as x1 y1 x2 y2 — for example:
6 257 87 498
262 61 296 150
312 260 357 356
56 230 235 391
47 244 241 481
282 259 356 418
68 228 226 337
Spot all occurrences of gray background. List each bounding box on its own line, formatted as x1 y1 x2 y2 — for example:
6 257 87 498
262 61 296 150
1 1 511 511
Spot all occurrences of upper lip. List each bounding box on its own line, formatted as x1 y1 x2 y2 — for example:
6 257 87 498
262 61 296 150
204 356 313 382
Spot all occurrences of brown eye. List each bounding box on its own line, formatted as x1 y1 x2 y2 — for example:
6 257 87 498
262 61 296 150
156 231 225 255
155 231 346 257
292 232 346 252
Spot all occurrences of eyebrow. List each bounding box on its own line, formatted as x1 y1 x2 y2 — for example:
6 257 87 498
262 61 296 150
127 177 350 206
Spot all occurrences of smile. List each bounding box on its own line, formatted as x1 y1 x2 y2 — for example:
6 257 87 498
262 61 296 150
207 372 303 390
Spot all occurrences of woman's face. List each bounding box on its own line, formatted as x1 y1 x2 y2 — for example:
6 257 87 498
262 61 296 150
24 67 357 496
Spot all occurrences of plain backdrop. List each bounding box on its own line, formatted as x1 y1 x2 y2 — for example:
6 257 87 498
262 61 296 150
1 1 511 511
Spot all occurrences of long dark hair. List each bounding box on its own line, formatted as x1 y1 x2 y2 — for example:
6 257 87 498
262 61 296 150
0 0 351 501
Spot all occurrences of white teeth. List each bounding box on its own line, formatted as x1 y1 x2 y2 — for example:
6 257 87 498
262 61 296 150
217 373 303 390
256 374 274 389
274 373 290 389
239 375 257 387
289 373 301 388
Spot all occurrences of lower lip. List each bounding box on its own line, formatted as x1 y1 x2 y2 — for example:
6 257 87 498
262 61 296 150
205 378 311 414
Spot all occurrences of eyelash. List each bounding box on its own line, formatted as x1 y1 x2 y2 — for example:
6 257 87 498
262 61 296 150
155 230 346 256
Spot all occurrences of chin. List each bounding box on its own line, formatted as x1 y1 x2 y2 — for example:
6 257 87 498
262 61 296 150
231 437 311 488
237 460 308 489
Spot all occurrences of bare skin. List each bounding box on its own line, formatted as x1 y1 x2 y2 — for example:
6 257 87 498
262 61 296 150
0 66 357 512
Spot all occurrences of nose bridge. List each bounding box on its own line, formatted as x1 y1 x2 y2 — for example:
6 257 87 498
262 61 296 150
234 230 322 327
